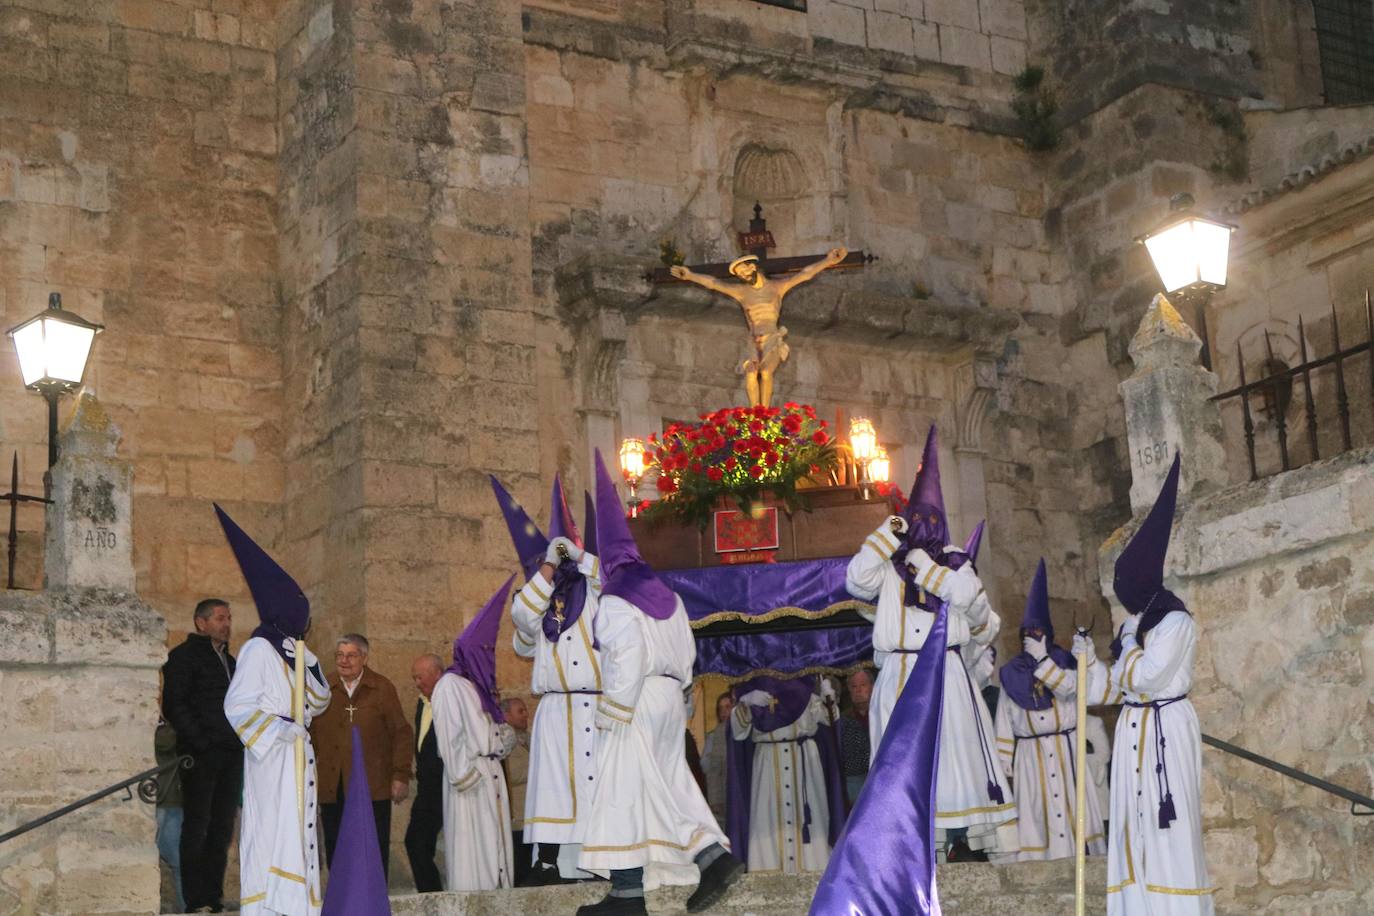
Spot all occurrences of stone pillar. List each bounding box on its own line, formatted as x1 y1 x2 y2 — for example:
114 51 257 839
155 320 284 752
1119 293 1229 511
44 394 134 592
2 393 165 914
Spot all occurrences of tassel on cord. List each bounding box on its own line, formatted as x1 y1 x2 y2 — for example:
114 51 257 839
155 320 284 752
802 802 813 844
987 780 1005 805
1158 793 1177 829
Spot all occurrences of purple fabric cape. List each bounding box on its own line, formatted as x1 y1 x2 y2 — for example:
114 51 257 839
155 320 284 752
694 628 873 681
999 559 1075 712
321 727 391 916
656 557 875 680
593 449 677 619
661 557 864 622
213 503 311 665
811 604 947 915
724 675 847 867
449 576 514 724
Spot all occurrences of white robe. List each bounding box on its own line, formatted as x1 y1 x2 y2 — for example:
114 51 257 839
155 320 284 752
223 637 331 916
731 694 832 874
510 553 603 875
846 524 1016 852
1086 611 1214 915
993 655 1107 862
1084 713 1111 818
578 594 727 888
432 672 516 891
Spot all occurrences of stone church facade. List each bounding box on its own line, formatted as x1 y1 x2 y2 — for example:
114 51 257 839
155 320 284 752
2 0 1373 911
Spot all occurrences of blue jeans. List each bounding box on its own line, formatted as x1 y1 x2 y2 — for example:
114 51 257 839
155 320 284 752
155 806 185 913
845 774 867 808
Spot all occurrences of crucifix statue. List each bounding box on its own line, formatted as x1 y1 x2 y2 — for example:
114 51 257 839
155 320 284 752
655 204 869 407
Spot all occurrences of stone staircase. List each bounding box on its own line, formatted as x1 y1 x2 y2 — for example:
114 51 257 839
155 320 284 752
383 859 1108 915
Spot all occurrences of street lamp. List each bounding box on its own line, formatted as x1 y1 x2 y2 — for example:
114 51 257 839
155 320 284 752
6 292 103 469
618 437 647 517
1137 193 1235 369
848 417 878 499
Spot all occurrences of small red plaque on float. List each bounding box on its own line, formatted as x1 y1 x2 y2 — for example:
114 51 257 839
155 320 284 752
714 507 780 559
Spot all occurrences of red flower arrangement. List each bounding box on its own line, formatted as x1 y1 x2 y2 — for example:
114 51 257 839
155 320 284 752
643 403 838 525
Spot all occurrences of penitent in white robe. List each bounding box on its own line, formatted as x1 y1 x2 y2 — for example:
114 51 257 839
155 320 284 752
994 655 1107 862
731 694 833 874
1086 611 1214 916
432 672 516 891
846 523 1015 854
511 552 603 876
579 594 728 889
224 637 331 916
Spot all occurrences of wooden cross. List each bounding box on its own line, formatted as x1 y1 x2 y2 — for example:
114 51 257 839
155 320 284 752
344 703 358 723
1 452 51 590
647 202 875 284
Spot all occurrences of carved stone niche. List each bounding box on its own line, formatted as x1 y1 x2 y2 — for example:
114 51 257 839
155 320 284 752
554 254 648 407
954 353 1001 453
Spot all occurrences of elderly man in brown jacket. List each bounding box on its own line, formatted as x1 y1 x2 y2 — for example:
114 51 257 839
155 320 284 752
310 632 414 878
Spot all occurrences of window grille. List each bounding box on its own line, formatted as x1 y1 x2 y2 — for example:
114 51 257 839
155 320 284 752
1312 0 1374 103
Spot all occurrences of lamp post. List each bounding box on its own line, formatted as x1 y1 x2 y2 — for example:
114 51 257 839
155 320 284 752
848 417 878 499
1137 193 1235 370
6 293 103 471
618 437 647 517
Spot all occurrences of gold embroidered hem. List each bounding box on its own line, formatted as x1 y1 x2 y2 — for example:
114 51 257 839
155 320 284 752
689 599 874 629
582 826 708 854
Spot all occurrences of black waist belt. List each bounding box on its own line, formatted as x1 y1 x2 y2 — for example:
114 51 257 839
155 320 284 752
756 734 815 745
1015 727 1075 741
1123 694 1188 708
1122 694 1188 829
546 689 603 696
889 645 962 654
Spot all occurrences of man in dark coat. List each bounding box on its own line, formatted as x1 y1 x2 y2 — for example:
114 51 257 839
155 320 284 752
161 598 241 914
405 653 447 893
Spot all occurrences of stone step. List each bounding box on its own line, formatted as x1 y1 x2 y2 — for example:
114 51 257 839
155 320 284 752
382 859 1109 916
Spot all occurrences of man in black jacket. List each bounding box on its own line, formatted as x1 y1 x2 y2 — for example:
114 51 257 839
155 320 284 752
162 599 240 914
405 653 446 893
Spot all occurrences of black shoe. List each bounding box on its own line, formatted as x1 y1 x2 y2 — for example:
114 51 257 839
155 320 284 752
687 853 745 913
575 893 648 916
517 862 562 887
946 839 988 862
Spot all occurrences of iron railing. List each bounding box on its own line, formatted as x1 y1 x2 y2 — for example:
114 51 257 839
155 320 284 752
1211 292 1374 480
0 754 192 845
1203 734 1374 816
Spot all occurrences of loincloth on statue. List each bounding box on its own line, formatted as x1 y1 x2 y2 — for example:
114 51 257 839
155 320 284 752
740 326 789 374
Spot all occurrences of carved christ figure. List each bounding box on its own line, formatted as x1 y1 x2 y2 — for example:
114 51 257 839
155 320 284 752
670 247 848 407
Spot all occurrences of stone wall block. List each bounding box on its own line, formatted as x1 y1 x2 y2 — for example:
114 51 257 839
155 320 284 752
938 24 991 70
811 0 867 46
924 0 980 31
865 9 916 55
50 595 168 667
0 605 52 663
990 35 1026 76
978 0 1025 39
